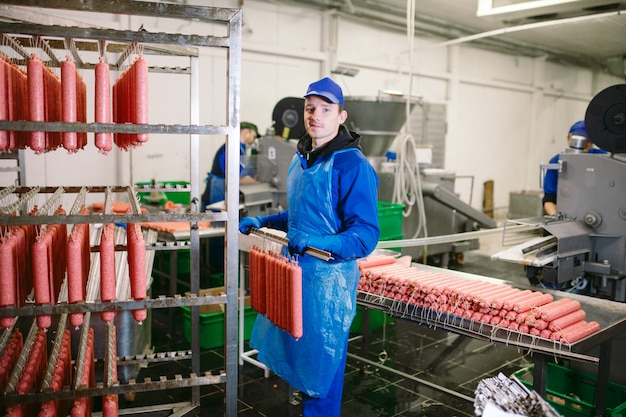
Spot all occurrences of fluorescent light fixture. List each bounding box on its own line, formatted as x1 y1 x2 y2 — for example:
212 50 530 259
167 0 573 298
476 0 620 19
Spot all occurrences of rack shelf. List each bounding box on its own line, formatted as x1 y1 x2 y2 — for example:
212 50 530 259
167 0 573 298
0 1 242 415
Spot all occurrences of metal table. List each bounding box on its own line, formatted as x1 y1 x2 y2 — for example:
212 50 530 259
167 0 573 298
355 263 626 416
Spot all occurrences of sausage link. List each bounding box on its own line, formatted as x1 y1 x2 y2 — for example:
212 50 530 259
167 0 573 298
95 57 113 153
100 224 117 323
32 237 52 329
61 56 78 152
27 54 45 152
127 224 147 323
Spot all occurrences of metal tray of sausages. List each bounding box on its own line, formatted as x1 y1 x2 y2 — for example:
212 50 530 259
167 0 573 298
356 264 626 364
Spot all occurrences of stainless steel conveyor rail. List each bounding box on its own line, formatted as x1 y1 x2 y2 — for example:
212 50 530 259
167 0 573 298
354 263 626 417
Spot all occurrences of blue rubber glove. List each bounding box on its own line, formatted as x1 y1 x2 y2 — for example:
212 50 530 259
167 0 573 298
238 216 264 234
287 230 310 255
287 231 342 257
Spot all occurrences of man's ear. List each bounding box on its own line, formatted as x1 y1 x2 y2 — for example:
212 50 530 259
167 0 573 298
339 109 348 124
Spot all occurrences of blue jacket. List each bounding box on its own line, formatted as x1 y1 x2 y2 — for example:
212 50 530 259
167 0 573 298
250 125 379 397
259 125 380 259
210 142 249 178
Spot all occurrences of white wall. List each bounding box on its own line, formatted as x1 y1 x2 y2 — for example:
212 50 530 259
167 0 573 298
6 1 622 214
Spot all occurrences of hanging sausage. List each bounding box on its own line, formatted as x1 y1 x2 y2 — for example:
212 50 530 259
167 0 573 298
249 246 303 339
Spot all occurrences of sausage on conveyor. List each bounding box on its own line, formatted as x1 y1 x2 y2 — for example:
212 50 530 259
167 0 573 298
512 292 553 313
541 299 581 322
553 320 600 344
548 309 587 332
357 255 397 269
530 297 571 319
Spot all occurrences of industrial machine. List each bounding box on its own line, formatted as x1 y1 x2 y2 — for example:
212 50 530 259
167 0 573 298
493 84 626 301
249 93 497 266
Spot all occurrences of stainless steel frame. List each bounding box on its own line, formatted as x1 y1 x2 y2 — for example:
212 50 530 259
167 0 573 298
0 1 241 414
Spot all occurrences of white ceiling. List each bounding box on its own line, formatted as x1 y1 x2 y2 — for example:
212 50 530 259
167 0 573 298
286 0 626 77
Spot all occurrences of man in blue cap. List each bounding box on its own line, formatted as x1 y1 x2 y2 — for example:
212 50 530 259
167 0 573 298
542 120 606 215
239 77 380 416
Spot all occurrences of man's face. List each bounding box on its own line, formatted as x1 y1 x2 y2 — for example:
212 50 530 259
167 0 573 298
241 128 257 145
304 96 347 146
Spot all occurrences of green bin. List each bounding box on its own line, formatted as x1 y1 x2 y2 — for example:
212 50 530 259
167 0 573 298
378 201 404 241
136 181 190 205
512 362 626 417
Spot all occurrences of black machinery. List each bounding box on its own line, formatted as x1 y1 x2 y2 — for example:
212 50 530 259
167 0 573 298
493 84 626 301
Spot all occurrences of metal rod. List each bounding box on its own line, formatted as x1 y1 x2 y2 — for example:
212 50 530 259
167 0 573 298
347 352 475 403
375 226 512 249
248 228 333 261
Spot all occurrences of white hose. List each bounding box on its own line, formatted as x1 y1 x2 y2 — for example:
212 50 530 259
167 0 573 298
392 133 427 239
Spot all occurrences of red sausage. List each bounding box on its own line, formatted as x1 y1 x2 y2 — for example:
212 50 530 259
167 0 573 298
0 238 17 329
502 290 538 311
127 224 147 323
27 54 46 152
5 59 16 150
548 309 587 332
541 299 581 322
95 57 112 154
281 258 289 331
551 320 599 344
539 329 552 339
477 286 518 308
134 55 149 143
513 292 553 313
358 255 397 269
0 59 8 150
32 237 52 329
67 231 85 329
61 56 78 152
531 297 571 318
100 224 117 323
77 70 87 148
256 248 266 314
492 289 530 310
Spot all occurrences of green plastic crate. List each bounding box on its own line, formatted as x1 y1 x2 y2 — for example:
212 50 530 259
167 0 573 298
512 362 626 417
378 202 404 241
136 181 190 205
155 247 191 275
351 305 394 333
181 287 257 349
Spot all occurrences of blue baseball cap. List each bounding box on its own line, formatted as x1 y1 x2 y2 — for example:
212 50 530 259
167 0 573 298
304 77 344 107
569 120 588 138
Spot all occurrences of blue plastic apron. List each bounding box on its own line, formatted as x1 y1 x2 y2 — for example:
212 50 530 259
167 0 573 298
250 149 359 398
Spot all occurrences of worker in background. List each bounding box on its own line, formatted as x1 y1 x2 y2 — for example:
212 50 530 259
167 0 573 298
201 121 259 210
239 77 380 416
542 120 607 216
